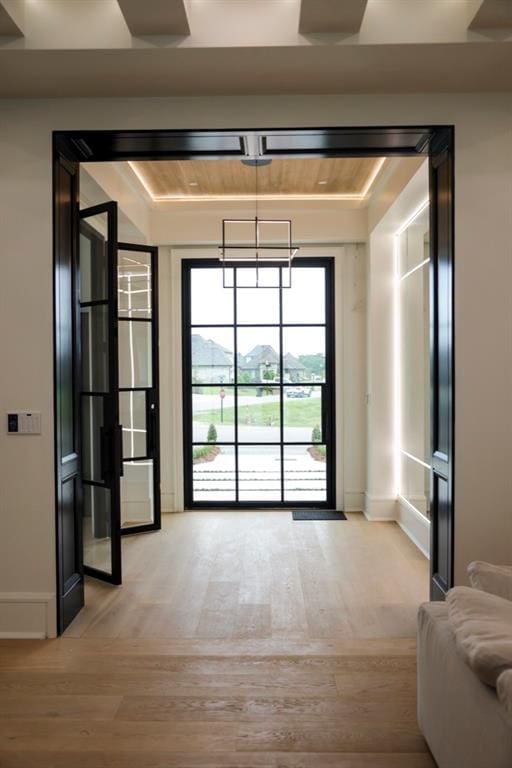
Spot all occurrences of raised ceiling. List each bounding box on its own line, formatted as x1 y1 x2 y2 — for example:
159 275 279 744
129 157 387 202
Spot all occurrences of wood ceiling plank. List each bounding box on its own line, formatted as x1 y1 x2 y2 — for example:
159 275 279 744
117 0 190 36
134 157 385 199
299 0 368 33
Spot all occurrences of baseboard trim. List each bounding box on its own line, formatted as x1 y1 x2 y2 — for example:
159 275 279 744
397 495 430 559
0 591 56 639
363 493 397 521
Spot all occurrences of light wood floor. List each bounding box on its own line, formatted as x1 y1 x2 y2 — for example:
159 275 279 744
0 511 435 767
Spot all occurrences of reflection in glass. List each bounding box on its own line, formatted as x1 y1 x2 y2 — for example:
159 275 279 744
401 453 430 519
191 268 233 324
83 485 112 574
400 263 430 461
283 385 321 443
119 321 152 388
191 327 234 385
79 217 108 303
121 460 154 528
283 444 326 502
193 445 236 502
237 327 280 384
282 267 325 324
399 205 429 276
239 445 281 502
398 203 431 521
237 387 280 443
120 390 146 458
192 385 235 443
82 395 104 482
283 327 325 383
118 251 152 319
81 305 109 392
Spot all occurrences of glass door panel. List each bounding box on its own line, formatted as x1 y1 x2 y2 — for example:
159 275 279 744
184 259 335 508
118 244 161 533
79 203 122 584
283 384 323 443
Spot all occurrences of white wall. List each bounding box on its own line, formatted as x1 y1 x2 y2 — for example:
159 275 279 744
366 162 431 554
1 94 511 637
150 199 367 245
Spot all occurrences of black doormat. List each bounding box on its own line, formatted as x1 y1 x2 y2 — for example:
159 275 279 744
292 510 347 521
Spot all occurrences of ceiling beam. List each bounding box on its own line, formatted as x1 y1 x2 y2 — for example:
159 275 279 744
469 0 512 29
117 0 190 36
0 1 23 37
299 0 368 34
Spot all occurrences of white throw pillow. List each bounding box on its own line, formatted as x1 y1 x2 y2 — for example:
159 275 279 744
447 586 512 687
468 561 512 602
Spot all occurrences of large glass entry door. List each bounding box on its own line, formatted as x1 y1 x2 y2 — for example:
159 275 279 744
183 259 335 508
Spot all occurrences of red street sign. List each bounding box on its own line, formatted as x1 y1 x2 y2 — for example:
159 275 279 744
219 388 226 400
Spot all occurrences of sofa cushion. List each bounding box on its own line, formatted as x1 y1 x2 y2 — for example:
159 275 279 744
447 586 512 687
497 670 512 727
468 561 512 601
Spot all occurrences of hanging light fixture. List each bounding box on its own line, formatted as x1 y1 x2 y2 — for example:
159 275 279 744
219 157 298 288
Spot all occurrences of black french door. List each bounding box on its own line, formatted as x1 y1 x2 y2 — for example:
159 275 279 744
118 243 161 534
182 258 336 509
79 203 122 584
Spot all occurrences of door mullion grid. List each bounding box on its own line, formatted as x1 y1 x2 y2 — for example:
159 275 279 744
233 267 239 503
279 266 285 503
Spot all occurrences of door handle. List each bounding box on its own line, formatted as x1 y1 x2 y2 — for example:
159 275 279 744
116 423 124 478
100 424 123 480
100 426 113 482
146 392 157 458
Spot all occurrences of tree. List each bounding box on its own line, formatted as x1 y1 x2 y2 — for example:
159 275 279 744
311 424 321 443
207 423 217 443
299 354 325 380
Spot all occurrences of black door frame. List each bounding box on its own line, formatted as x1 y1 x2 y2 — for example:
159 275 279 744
53 125 454 632
182 257 336 510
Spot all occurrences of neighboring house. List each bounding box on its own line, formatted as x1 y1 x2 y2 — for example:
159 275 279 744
238 345 307 383
283 352 307 383
239 344 279 382
192 334 233 383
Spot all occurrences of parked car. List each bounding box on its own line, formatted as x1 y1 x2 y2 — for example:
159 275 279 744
285 386 312 398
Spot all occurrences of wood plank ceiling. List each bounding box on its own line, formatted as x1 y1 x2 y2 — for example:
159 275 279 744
129 157 387 201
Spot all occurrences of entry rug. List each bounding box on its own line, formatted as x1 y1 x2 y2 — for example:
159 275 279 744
292 510 347 521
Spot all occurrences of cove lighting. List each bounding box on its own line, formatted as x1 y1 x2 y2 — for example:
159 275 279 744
127 157 387 203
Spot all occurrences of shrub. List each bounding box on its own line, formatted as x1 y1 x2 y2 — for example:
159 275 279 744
207 423 218 443
311 424 321 443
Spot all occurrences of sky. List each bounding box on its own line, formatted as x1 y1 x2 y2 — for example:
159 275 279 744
191 265 326 357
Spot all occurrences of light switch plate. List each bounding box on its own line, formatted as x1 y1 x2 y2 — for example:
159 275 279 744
7 412 42 434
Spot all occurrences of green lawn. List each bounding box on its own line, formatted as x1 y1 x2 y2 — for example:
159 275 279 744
194 398 321 428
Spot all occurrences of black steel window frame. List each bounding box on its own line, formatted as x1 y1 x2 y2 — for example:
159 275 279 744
182 257 336 509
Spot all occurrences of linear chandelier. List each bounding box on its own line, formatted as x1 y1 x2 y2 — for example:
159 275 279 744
219 158 298 288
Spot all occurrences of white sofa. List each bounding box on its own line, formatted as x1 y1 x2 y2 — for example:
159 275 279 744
418 562 512 768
